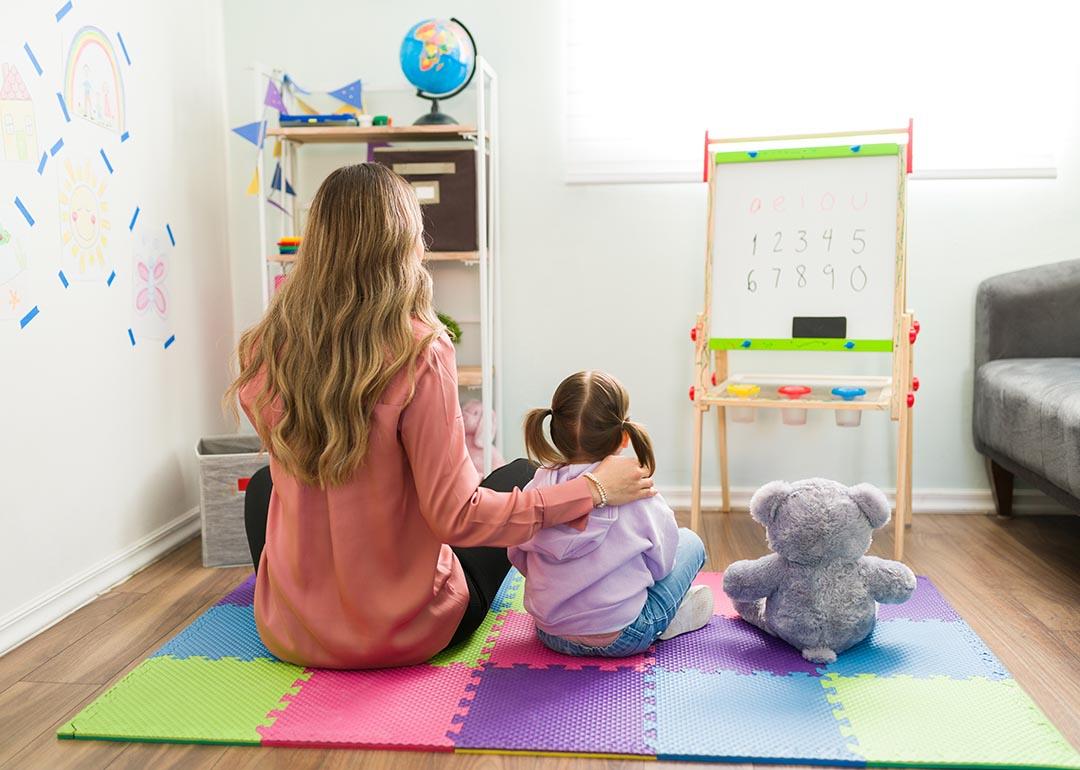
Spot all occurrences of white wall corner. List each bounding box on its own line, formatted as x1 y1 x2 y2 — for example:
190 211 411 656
660 486 1070 516
0 508 201 656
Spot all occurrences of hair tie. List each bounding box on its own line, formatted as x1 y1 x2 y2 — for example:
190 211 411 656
545 408 553 417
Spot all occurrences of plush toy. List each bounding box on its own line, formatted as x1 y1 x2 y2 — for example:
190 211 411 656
723 478 916 664
461 399 505 473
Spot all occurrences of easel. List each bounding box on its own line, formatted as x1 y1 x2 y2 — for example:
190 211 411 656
688 124 918 561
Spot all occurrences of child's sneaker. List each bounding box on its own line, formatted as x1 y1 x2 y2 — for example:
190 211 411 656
658 585 713 640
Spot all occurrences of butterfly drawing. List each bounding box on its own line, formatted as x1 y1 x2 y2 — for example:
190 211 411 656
135 257 167 317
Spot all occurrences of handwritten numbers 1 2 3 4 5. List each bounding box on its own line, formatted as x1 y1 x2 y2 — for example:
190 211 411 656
750 228 867 258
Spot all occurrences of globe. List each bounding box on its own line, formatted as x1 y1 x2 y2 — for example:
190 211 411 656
399 18 476 125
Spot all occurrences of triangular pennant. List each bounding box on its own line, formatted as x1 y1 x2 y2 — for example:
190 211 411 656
282 73 310 95
231 120 266 147
245 167 259 196
328 79 362 109
264 80 286 113
334 103 362 116
270 163 295 196
272 139 281 158
295 96 320 115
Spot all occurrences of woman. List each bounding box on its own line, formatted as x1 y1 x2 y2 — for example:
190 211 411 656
226 163 654 669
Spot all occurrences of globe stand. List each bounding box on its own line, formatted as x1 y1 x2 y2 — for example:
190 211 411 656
413 95 458 126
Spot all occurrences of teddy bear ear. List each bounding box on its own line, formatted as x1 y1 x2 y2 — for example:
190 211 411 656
848 483 891 528
749 480 792 526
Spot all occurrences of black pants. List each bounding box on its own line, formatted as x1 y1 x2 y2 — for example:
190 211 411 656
243 458 537 652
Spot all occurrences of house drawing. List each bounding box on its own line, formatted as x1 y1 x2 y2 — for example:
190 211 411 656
1 63 37 162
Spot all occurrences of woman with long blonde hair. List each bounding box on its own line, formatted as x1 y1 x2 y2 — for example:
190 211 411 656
226 163 653 668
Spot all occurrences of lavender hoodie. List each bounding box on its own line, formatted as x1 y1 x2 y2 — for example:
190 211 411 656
508 462 680 636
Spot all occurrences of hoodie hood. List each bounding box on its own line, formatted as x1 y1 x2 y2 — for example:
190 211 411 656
515 463 615 561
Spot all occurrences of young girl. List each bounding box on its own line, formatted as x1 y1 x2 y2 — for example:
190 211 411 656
509 371 713 657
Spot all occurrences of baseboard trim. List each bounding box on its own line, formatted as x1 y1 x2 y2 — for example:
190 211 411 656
660 486 1070 515
0 507 201 656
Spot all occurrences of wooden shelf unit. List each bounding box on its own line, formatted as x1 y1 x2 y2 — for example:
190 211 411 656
702 374 893 412
254 59 501 473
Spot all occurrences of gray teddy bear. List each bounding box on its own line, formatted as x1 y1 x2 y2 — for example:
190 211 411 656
722 478 916 664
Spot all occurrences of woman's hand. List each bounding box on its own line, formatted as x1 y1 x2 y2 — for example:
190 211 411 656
589 455 656 507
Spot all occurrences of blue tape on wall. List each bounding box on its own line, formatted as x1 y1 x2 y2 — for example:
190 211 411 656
127 328 136 346
55 1 72 21
129 206 140 230
163 335 175 349
120 131 129 142
20 306 39 329
166 224 175 246
56 92 70 122
117 32 131 65
106 270 116 286
50 138 64 156
37 153 47 175
14 197 34 226
100 148 113 174
23 43 42 76
58 270 69 288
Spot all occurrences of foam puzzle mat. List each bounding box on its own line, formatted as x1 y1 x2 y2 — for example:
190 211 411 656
58 571 1080 767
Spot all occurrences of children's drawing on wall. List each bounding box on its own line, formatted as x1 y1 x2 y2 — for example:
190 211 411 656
129 227 172 346
63 26 125 134
0 63 38 162
0 222 35 328
58 157 111 282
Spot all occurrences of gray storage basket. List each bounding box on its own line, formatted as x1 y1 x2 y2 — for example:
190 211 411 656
196 435 266 567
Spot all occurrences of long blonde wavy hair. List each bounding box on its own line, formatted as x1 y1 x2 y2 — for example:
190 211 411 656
225 163 440 487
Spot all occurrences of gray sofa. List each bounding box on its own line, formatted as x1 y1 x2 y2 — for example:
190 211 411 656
973 259 1080 515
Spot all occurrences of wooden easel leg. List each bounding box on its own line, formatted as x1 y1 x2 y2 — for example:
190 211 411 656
716 407 730 513
690 406 705 534
894 405 910 561
904 406 914 526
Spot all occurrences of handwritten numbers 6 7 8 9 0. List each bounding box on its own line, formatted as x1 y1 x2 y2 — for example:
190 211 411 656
745 264 868 293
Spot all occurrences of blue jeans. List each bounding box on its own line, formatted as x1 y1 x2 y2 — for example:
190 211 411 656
535 528 707 658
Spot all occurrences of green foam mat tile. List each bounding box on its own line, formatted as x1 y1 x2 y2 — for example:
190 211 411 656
823 673 1080 769
427 610 505 668
59 656 309 745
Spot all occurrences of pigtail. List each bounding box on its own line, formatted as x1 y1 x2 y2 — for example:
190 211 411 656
523 408 565 468
623 420 656 477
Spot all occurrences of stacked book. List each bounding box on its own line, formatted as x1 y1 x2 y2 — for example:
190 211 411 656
277 237 300 258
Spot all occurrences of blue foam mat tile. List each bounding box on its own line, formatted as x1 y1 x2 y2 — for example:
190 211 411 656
823 619 1008 680
489 568 523 614
651 669 865 764
152 604 273 661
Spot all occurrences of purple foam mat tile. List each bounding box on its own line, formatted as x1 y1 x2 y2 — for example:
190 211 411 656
654 615 820 676
487 611 654 672
878 576 960 622
216 575 256 607
450 664 651 755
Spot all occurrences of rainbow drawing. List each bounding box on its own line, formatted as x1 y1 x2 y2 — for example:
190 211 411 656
63 26 125 134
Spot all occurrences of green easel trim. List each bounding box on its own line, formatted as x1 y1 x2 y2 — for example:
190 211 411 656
709 337 894 352
715 143 901 165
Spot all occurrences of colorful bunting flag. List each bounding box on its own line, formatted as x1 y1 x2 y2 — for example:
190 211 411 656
282 73 310 95
264 80 286 113
245 167 259 196
231 120 266 148
272 139 281 158
328 79 362 109
270 163 295 196
294 96 320 115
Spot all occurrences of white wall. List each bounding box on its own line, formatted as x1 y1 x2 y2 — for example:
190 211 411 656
221 2 1080 504
0 0 234 650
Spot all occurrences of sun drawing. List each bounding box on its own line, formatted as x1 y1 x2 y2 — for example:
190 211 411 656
59 158 110 274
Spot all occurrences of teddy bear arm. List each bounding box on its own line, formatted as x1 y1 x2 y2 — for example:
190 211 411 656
723 554 782 601
860 555 917 604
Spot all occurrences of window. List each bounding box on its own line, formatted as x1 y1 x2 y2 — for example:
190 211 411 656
565 0 1074 182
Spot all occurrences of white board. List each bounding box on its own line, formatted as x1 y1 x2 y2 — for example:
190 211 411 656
709 146 900 351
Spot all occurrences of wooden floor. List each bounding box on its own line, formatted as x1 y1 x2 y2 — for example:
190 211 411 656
2 511 1078 769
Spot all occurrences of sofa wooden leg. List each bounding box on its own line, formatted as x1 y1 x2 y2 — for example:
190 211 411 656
986 458 1014 517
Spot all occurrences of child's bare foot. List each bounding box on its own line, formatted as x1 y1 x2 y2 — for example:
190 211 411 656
658 585 713 640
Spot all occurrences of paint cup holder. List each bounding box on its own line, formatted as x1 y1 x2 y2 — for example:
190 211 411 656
777 385 811 426
831 386 867 427
726 383 760 423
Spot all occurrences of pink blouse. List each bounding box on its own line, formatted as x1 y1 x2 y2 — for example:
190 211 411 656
239 330 593 668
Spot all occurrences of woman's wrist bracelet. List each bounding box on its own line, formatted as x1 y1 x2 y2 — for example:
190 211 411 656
582 472 607 508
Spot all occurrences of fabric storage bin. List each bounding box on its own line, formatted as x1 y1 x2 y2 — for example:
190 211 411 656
196 435 265 568
372 147 478 252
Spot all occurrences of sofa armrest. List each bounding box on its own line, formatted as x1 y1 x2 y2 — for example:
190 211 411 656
974 259 1080 370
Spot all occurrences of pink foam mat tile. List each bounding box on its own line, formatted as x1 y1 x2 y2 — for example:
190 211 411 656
692 571 737 616
486 611 654 672
257 662 478 750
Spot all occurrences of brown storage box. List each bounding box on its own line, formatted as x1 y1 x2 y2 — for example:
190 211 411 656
373 147 477 252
